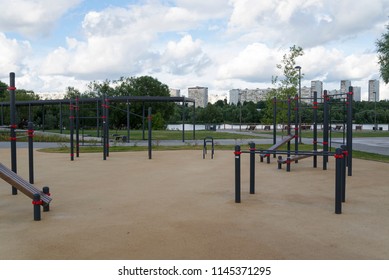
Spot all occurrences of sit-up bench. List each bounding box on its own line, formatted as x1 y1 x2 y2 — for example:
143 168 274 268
0 163 52 220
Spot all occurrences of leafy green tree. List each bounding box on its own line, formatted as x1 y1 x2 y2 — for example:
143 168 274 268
263 45 304 125
376 23 389 83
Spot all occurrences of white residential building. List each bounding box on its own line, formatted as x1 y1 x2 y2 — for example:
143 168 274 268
188 86 208 108
229 88 270 105
169 89 180 97
368 80 380 102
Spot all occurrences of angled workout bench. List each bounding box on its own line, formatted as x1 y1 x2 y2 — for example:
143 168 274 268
0 163 52 221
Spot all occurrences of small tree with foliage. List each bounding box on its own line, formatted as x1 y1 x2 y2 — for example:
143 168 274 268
263 45 304 128
377 23 389 83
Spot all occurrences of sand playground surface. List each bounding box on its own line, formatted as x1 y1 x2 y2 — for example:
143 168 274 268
0 147 388 260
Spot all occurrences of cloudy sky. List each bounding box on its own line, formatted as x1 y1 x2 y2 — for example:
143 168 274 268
1 0 389 101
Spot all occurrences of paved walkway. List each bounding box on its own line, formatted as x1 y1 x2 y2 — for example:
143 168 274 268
0 130 388 156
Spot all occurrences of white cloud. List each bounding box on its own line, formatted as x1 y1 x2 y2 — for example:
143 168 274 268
217 43 280 83
160 35 211 75
0 33 31 75
0 0 81 38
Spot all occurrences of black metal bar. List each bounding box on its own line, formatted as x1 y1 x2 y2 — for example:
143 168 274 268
42 186 50 212
76 96 80 158
127 100 130 143
33 193 41 221
323 90 329 170
249 142 255 194
347 86 353 176
182 100 185 142
148 107 152 160
273 96 277 145
335 148 342 214
294 94 299 163
9 72 17 195
142 103 145 140
341 145 347 202
59 102 63 134
69 99 75 161
313 91 318 168
102 95 107 160
235 145 241 203
28 121 34 184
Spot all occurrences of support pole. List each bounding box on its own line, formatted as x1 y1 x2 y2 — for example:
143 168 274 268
313 91 318 168
272 97 277 158
69 99 75 161
9 72 17 195
341 145 347 202
323 90 329 170
234 145 241 203
102 95 108 160
335 148 343 214
148 107 152 160
75 96 80 158
182 99 185 142
33 193 42 221
127 100 130 143
28 121 34 184
42 186 50 212
294 94 299 163
347 86 353 176
249 142 255 194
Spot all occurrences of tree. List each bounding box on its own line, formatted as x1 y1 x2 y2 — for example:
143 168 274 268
376 23 389 83
263 45 304 125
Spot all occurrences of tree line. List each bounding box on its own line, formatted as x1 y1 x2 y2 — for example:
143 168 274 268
1 76 389 131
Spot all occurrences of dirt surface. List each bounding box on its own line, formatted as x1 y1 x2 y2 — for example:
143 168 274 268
0 148 388 260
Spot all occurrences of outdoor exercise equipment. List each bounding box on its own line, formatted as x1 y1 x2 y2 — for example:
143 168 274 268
234 144 348 214
203 136 214 159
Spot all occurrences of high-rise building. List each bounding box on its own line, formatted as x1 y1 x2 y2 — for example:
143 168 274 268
311 81 323 97
169 89 180 97
368 80 380 102
353 87 361 102
229 88 270 105
340 80 352 94
188 86 208 108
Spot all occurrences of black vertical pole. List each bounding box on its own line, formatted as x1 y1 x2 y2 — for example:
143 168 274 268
182 100 185 142
41 105 45 132
272 97 277 155
59 102 63 134
323 90 329 170
0 104 3 125
28 103 32 122
75 96 80 158
42 186 50 212
313 91 318 168
347 86 353 176
28 121 34 184
294 94 299 163
148 107 152 160
127 100 130 143
287 96 291 160
69 100 75 161
335 148 343 214
234 145 241 203
341 145 347 202
142 103 145 140
9 72 17 195
33 193 41 221
193 101 196 140
96 100 100 138
249 142 255 194
102 95 107 160
106 98 110 157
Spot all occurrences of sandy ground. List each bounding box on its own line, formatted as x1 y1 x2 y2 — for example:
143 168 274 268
0 147 388 260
